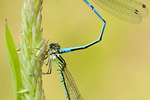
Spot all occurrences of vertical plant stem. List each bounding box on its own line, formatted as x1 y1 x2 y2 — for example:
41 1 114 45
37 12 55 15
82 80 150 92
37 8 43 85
20 0 46 99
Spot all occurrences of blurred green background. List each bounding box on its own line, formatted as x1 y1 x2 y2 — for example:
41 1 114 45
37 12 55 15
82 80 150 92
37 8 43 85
1 0 150 100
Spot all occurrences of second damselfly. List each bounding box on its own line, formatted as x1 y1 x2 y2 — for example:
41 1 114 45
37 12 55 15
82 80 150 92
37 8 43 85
32 43 83 100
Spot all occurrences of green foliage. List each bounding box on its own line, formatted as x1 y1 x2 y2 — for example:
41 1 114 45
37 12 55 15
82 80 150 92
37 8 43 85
4 20 22 100
5 0 46 99
20 0 46 99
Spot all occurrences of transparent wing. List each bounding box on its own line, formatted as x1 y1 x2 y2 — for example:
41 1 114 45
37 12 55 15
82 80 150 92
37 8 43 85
92 0 149 23
63 66 83 100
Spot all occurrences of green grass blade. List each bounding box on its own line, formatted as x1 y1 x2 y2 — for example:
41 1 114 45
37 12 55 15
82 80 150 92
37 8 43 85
4 20 22 100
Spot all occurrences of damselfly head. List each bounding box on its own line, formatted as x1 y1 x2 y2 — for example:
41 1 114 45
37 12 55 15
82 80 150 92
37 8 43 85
49 43 60 50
